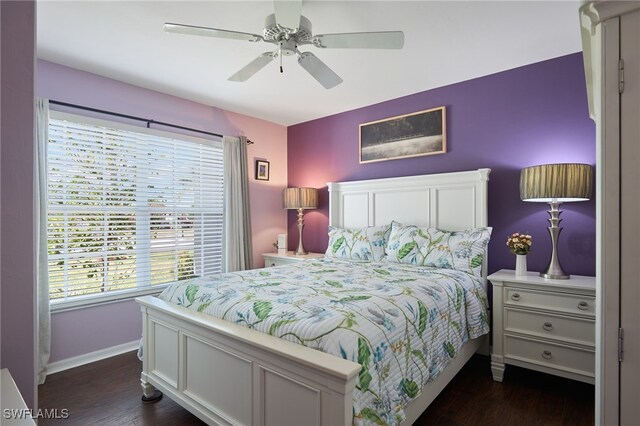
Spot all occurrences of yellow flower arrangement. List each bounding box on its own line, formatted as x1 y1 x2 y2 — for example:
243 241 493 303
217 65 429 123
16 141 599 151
506 232 532 255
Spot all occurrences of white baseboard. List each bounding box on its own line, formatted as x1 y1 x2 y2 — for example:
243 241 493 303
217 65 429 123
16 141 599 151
47 340 139 375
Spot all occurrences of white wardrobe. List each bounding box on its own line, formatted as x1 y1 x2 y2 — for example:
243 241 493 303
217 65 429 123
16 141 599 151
581 2 640 425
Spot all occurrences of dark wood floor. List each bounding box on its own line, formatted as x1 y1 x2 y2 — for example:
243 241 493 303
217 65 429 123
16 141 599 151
38 351 594 425
415 357 594 425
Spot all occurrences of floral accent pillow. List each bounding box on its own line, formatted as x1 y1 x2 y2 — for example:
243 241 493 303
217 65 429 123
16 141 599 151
385 221 492 276
325 225 391 261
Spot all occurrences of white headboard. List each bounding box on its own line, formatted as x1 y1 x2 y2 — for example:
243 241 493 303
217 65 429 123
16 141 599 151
327 169 491 280
327 169 490 230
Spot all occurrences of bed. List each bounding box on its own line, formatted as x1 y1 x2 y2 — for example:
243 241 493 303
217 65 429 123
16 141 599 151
136 168 491 425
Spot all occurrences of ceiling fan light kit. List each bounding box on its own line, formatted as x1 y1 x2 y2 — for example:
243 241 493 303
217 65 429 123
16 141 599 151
164 0 404 89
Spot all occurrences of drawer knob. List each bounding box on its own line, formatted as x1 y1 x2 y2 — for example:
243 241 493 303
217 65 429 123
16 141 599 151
541 350 553 360
578 301 589 311
542 322 553 331
511 293 521 301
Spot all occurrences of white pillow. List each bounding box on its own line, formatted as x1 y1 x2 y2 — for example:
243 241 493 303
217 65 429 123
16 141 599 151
325 225 391 261
385 221 492 276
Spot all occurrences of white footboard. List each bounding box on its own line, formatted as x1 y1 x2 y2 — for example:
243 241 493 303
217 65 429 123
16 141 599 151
137 295 361 426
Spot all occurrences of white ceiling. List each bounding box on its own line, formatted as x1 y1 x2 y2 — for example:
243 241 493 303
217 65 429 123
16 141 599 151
37 1 583 126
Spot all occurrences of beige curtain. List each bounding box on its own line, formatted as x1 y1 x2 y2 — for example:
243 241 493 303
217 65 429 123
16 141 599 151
222 136 253 272
36 97 51 384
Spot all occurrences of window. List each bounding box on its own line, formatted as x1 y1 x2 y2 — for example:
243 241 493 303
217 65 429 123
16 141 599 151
47 112 223 307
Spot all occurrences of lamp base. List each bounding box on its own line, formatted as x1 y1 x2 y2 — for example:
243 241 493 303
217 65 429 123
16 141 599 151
541 201 570 280
540 271 570 280
294 208 307 256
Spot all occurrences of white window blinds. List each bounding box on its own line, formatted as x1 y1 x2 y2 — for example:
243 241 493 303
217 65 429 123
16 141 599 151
47 113 223 303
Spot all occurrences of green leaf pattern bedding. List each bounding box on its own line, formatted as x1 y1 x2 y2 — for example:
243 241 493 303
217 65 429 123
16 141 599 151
158 258 489 425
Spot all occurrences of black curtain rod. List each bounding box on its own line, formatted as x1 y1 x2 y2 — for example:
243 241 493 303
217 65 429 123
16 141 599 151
49 100 254 144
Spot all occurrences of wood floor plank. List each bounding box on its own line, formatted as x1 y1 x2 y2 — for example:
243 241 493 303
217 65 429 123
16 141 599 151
38 352 594 425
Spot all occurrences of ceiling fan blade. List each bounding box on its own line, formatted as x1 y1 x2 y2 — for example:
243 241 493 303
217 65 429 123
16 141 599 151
310 31 404 49
273 0 302 30
228 52 276 82
297 52 342 89
164 23 263 42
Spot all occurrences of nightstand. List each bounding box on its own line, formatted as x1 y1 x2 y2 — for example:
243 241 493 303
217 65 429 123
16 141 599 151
262 251 324 267
488 269 595 384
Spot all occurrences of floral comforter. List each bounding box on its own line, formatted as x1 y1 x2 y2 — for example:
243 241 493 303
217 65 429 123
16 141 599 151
158 258 489 425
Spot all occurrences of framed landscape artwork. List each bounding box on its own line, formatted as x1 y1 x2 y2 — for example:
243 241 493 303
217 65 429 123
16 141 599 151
255 160 270 181
359 106 446 164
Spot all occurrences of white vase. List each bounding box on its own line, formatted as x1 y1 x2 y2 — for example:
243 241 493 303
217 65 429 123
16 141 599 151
515 254 527 276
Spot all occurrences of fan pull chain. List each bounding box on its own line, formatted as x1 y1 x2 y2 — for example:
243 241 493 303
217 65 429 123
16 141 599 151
279 46 283 73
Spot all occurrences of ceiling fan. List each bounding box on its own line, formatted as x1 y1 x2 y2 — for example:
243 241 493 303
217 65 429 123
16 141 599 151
164 0 404 89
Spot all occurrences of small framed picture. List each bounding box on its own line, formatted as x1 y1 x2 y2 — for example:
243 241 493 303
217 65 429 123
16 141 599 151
255 160 270 181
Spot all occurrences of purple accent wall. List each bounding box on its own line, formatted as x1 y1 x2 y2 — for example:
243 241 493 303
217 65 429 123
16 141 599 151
1 1 37 408
288 53 596 277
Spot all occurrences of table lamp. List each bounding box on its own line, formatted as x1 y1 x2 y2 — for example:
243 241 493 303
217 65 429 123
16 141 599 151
520 163 592 279
283 187 318 255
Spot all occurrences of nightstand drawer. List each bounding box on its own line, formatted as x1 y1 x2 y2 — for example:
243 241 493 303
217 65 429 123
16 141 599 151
266 258 289 267
505 288 595 317
505 308 595 347
262 252 324 268
505 335 594 377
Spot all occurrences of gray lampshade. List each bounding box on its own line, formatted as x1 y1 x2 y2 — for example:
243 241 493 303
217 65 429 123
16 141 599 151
520 163 592 202
283 187 318 209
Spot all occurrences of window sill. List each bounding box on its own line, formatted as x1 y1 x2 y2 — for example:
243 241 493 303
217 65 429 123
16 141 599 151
50 285 170 313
